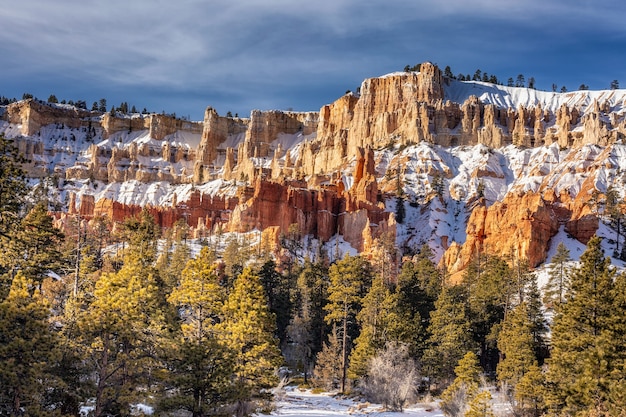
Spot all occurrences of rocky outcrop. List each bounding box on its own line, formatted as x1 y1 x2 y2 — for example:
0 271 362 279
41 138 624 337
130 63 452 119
441 193 560 274
4 99 93 136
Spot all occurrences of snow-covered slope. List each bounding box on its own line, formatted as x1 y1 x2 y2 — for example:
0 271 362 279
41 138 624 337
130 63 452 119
445 79 626 115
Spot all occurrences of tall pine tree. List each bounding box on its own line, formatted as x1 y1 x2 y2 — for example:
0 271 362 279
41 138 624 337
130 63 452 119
424 285 475 385
161 247 234 417
324 255 373 393
546 236 621 415
0 273 60 415
220 267 281 417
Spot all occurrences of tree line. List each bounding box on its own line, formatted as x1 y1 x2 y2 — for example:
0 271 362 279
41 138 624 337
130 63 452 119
404 63 621 92
2 132 626 416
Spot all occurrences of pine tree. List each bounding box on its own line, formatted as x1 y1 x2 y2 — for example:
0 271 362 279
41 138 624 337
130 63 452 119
286 307 314 382
77 253 166 417
463 255 514 374
258 259 293 345
4 202 66 286
514 365 546 417
465 391 495 417
0 133 29 244
161 247 234 417
396 245 441 357
348 275 401 379
220 267 281 417
0 273 61 415
295 259 329 355
156 237 192 295
324 255 373 393
496 299 547 415
119 207 159 266
440 352 482 417
424 285 475 384
497 302 537 388
543 242 571 307
222 235 249 282
546 236 619 415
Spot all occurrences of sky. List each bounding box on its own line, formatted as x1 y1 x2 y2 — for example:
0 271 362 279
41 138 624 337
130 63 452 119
1 0 625 121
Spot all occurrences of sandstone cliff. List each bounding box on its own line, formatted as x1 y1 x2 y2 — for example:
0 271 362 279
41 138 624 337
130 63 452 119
4 62 626 272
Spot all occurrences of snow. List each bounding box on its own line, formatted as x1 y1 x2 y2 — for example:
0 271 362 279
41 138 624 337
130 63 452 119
444 79 626 115
259 387 443 417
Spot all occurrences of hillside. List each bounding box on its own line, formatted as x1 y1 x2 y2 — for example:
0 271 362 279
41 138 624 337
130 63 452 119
2 62 626 273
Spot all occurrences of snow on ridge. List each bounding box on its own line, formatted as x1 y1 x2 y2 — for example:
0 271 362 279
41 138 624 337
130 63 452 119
445 79 626 114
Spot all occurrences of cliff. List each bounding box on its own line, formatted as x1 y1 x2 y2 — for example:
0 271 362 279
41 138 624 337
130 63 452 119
4 62 626 272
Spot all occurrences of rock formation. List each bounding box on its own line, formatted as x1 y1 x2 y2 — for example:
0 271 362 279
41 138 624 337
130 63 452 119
4 61 626 272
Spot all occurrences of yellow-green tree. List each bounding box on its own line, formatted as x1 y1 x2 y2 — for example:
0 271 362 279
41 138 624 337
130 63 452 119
497 302 546 416
0 273 60 415
440 352 483 417
348 275 403 379
220 267 282 417
395 245 442 358
77 253 165 417
161 247 234 417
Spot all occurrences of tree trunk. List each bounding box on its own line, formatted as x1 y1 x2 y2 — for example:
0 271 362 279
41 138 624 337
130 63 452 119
341 309 348 394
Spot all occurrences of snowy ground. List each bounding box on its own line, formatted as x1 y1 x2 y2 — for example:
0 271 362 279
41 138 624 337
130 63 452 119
259 387 443 417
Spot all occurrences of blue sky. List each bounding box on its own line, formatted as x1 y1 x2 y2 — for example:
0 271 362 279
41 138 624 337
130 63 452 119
1 0 625 121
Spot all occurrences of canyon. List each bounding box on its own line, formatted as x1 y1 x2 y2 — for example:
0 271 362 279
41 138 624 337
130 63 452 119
2 62 626 275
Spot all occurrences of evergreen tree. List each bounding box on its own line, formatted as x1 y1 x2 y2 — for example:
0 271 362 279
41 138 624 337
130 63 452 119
3 202 66 288
543 242 572 307
424 285 475 384
286 306 314 382
348 275 401 379
220 267 281 417
465 391 495 417
497 302 537 388
546 236 620 415
396 244 441 357
0 273 61 415
0 134 29 242
295 259 329 355
258 259 293 345
496 300 547 416
222 235 249 282
77 253 166 417
324 255 373 393
119 207 159 266
514 365 546 417
463 255 512 374
156 237 192 295
161 247 234 417
440 352 482 417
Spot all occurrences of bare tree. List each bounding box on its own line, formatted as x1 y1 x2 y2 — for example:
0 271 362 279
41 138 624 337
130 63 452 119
360 342 419 411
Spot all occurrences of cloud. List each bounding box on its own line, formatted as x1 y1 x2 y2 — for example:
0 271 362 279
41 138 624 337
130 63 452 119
1 0 625 119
